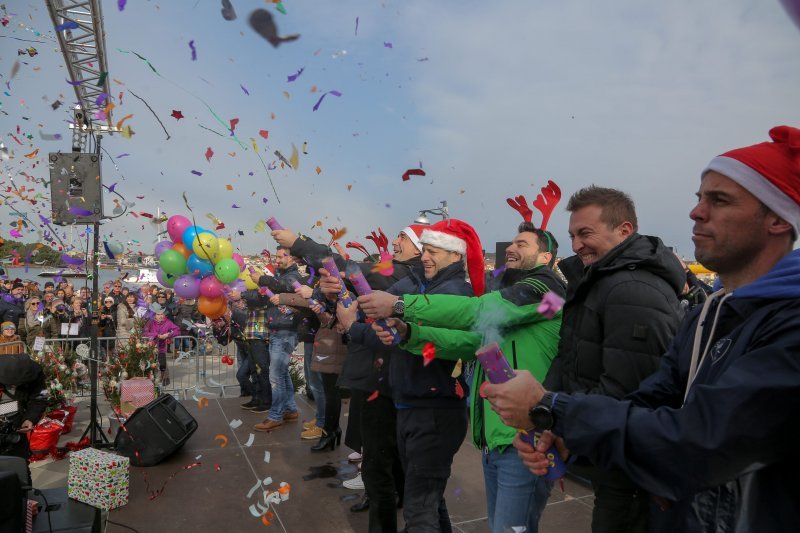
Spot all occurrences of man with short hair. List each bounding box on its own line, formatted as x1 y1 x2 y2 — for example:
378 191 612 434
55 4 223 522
0 281 26 326
362 222 565 533
110 281 124 305
538 185 685 532
485 125 800 532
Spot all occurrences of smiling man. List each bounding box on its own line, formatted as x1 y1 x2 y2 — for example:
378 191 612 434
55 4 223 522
544 186 686 533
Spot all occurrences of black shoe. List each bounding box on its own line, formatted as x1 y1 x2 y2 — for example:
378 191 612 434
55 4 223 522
240 399 259 410
350 496 369 513
250 402 271 414
310 427 341 452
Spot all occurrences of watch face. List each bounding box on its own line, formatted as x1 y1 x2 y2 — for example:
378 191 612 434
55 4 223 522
530 405 554 431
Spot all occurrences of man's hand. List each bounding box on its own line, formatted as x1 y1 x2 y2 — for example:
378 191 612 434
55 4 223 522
19 420 34 432
372 317 407 346
295 285 313 299
318 268 343 301
271 229 297 248
269 295 280 306
513 430 570 476
336 300 358 332
482 369 545 429
357 291 398 319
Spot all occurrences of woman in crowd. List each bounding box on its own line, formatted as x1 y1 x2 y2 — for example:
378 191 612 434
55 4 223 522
17 296 60 352
0 321 24 354
143 304 180 386
116 292 138 346
98 295 117 356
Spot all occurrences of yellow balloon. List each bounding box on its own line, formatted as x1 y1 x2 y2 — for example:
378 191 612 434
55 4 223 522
213 238 234 261
239 267 263 290
192 233 219 261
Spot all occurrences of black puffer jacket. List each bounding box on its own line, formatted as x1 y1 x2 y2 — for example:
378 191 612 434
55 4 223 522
258 264 303 331
544 233 685 399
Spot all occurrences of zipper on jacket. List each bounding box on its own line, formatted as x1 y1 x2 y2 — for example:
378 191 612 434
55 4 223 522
511 341 518 369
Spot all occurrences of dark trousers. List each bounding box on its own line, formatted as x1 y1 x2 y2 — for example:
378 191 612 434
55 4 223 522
320 372 341 434
361 394 404 533
235 340 255 396
248 338 272 406
397 407 468 533
344 389 364 453
591 482 649 533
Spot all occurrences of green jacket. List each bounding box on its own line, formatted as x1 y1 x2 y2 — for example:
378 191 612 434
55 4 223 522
401 265 565 451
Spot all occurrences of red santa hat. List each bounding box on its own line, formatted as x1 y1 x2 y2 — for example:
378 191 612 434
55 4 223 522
702 125 800 238
401 224 426 251
419 219 485 295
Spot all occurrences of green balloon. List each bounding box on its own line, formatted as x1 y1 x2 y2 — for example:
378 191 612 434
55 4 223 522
214 258 240 284
159 249 188 275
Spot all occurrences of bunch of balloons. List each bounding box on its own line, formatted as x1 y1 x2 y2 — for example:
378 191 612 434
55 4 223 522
154 214 252 319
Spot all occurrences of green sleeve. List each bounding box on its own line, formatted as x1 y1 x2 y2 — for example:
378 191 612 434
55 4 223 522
401 322 483 361
404 291 554 331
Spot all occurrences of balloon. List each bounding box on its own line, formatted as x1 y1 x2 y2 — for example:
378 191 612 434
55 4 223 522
154 240 173 258
192 233 219 262
159 250 188 275
107 241 125 255
171 242 192 259
231 252 245 272
167 215 192 243
187 254 214 278
181 226 215 253
174 275 200 299
200 276 224 299
198 295 226 319
214 258 240 284
227 278 247 294
156 269 176 288
780 0 800 31
238 269 259 290
212 238 234 262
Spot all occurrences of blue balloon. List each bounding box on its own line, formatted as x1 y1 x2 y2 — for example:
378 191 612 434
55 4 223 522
186 253 214 278
181 226 215 253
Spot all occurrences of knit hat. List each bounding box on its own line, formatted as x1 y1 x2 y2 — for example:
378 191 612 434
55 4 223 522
104 296 115 303
150 303 166 314
419 219 485 295
1 321 15 332
400 224 426 251
702 125 800 238
11 281 24 291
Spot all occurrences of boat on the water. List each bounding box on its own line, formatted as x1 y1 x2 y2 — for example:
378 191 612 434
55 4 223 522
38 269 88 278
124 268 159 286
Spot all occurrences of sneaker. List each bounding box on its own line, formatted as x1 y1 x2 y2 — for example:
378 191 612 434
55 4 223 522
300 425 323 440
282 411 299 422
241 399 259 410
343 473 364 490
348 451 362 463
302 420 317 430
254 419 283 432
250 403 270 414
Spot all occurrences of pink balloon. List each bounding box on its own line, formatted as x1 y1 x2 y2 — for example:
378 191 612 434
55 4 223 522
174 275 200 299
200 276 224 299
781 0 800 30
167 215 192 243
232 253 245 272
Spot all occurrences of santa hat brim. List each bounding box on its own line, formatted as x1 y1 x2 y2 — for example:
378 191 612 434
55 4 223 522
419 230 466 255
401 227 423 251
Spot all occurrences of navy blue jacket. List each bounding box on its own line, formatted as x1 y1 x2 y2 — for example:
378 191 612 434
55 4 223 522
350 261 473 408
257 264 303 331
551 249 800 532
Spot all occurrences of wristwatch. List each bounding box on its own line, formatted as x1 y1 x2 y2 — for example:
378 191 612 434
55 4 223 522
528 392 557 431
391 297 405 317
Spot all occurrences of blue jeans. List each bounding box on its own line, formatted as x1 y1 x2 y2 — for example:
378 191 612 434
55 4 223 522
483 447 553 533
266 330 298 422
303 342 326 427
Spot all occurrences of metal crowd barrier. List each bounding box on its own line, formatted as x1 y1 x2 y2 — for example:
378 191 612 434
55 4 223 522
0 340 26 354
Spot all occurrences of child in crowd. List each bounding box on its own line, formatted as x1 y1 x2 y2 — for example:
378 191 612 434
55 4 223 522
143 303 181 386
0 321 23 354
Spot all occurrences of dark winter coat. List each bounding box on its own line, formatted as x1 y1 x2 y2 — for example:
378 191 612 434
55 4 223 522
258 264 303 331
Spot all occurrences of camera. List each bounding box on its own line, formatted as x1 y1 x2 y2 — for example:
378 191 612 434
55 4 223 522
0 419 22 448
56 304 66 312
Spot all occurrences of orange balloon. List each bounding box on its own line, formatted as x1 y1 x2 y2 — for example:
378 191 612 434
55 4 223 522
198 295 226 318
171 242 192 259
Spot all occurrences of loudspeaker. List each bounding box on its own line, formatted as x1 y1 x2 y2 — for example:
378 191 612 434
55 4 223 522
495 241 511 269
48 152 104 225
114 395 197 467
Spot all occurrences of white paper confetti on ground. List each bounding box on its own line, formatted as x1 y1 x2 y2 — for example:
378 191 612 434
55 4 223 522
244 433 255 447
247 480 262 499
229 419 243 429
262 477 272 486
195 455 202 460
263 451 271 463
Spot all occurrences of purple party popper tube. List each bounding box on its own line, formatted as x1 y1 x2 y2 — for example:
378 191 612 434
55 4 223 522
347 269 401 344
475 342 566 481
266 217 284 231
292 280 320 307
321 257 352 307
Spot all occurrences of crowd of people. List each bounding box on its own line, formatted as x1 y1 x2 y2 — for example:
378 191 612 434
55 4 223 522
2 125 798 532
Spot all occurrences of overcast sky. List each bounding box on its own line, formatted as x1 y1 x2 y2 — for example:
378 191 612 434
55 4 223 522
2 0 799 261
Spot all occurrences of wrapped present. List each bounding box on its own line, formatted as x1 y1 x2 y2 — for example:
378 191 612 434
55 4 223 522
67 448 129 510
120 377 156 417
25 499 37 533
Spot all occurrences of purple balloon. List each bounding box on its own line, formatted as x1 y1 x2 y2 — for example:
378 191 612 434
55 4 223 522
781 0 800 30
174 274 201 299
200 276 224 299
167 215 192 243
232 252 246 272
154 240 173 259
227 279 247 295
